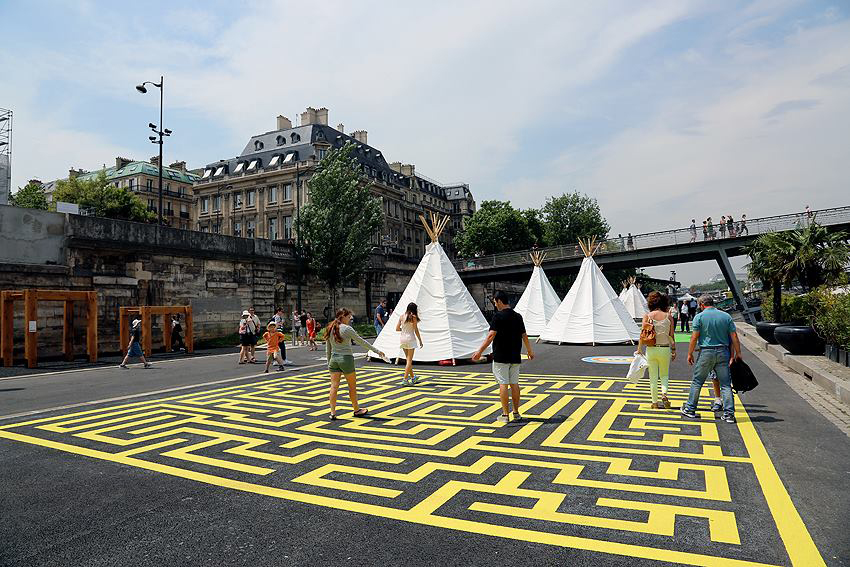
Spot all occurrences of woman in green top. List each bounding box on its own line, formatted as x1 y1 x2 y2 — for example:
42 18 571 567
325 307 386 420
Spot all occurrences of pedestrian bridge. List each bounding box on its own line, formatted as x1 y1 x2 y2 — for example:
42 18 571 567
454 206 850 322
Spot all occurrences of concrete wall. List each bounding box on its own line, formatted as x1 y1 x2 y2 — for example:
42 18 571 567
0 206 65 265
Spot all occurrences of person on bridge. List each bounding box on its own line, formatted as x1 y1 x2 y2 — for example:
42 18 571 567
325 307 386 420
627 233 634 251
702 220 708 241
727 215 736 237
719 216 727 238
689 220 697 243
739 214 748 235
681 295 742 423
637 292 676 409
472 291 535 423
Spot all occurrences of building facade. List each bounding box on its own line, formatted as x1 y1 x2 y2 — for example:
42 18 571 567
193 107 476 262
43 157 199 230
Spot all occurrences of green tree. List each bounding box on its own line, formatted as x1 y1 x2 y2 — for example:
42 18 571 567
9 181 49 210
541 192 610 246
295 142 383 308
454 200 539 257
745 221 849 322
52 171 154 222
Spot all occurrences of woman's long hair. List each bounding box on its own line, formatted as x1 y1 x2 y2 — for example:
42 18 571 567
325 308 352 343
404 302 419 323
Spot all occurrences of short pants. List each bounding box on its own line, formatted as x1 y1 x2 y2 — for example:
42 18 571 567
493 362 520 385
240 333 253 346
328 353 356 374
128 342 143 357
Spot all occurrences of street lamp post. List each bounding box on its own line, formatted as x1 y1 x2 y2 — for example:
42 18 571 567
295 162 302 312
135 76 170 226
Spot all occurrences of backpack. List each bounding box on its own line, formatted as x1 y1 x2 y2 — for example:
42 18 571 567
639 316 656 346
730 359 758 393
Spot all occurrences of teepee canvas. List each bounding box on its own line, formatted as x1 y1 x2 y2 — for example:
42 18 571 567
540 238 639 345
618 281 629 302
515 251 560 336
621 277 649 319
369 213 491 362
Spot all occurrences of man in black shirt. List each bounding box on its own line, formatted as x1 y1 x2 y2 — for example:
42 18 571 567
472 291 535 422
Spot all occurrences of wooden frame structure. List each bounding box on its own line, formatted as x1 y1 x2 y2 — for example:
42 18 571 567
119 306 193 357
1 289 97 368
419 211 450 243
530 250 547 266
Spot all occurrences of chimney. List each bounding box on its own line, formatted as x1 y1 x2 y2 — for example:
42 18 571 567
352 130 368 144
336 123 345 133
169 160 187 171
115 156 133 168
400 163 415 177
276 115 292 130
300 107 318 126
316 107 329 125
389 162 402 173
68 168 86 179
150 155 160 167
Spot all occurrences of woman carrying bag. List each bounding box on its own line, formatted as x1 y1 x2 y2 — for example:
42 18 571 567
637 291 677 409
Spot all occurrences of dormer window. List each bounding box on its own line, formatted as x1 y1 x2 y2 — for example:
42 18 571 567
202 169 212 179
247 159 259 171
291 133 301 143
254 140 264 151
283 153 295 164
213 166 225 177
276 135 285 146
233 162 245 174
268 155 280 167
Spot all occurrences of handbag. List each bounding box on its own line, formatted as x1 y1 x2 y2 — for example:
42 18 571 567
640 316 656 346
626 352 648 382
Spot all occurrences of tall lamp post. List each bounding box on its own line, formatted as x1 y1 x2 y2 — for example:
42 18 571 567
135 76 170 226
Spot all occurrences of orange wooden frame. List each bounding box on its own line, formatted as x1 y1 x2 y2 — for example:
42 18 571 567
1 289 98 368
119 306 193 357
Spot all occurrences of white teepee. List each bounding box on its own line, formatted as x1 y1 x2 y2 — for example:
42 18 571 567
369 213 491 362
540 238 639 345
515 251 560 336
618 281 629 302
621 277 649 319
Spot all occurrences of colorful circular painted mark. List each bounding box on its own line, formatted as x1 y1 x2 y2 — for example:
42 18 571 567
581 355 634 365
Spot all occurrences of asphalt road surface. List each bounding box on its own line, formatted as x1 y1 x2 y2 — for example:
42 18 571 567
1 339 847 566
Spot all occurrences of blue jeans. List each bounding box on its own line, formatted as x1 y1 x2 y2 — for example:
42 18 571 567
374 322 383 335
685 347 734 417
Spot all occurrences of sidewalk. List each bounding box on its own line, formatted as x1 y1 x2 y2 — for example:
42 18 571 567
737 322 850 436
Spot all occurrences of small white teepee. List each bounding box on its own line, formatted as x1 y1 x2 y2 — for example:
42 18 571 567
369 213 491 362
540 238 639 345
515 251 560 336
621 276 649 319
618 281 629 302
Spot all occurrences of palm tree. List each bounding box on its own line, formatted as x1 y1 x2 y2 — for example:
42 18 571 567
746 220 849 322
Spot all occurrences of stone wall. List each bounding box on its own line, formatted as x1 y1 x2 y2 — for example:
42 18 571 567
0 206 422 359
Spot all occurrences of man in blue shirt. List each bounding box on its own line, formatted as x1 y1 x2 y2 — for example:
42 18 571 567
681 295 742 423
374 299 388 335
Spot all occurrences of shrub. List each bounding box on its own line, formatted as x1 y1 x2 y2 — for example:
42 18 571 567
811 288 850 349
760 292 815 324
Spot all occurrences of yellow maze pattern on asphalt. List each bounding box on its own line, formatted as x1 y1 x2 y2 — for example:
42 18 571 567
0 367 824 566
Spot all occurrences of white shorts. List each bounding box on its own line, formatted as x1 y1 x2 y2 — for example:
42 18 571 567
400 343 416 350
493 362 520 385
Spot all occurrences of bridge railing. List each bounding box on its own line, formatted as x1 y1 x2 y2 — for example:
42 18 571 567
454 205 850 272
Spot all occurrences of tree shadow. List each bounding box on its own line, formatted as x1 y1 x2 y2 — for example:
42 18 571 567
749 415 784 423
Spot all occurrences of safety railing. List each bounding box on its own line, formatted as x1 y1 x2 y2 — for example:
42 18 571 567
454 206 850 272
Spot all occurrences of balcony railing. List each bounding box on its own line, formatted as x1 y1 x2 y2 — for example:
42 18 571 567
454 206 850 272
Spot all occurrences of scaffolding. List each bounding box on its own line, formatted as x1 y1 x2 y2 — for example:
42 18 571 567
0 108 10 205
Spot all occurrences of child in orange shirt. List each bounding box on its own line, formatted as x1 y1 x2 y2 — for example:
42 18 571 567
263 322 287 372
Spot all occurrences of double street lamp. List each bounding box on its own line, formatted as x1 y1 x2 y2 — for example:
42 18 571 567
135 76 170 226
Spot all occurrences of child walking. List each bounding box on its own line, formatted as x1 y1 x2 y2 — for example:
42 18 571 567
396 302 424 385
120 319 151 369
263 322 287 372
238 311 252 364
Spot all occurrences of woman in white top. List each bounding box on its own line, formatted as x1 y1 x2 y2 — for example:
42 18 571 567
395 302 424 386
637 291 677 409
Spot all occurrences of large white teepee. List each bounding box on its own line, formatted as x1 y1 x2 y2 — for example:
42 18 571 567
541 238 639 345
369 213 491 362
621 277 649 319
515 251 560 336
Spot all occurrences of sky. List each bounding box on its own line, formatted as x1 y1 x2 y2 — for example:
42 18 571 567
1 0 849 285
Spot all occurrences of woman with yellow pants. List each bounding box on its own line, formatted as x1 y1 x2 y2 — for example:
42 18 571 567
637 291 677 409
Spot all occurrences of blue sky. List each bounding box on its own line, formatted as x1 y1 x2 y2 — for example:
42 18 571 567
2 0 849 283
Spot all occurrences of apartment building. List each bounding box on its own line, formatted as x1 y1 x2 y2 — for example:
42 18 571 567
193 107 476 261
43 157 198 229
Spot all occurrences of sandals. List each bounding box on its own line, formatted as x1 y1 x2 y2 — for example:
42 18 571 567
661 395 671 409
353 408 369 417
329 414 337 421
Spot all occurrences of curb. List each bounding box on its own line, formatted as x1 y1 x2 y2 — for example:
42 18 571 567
737 323 850 407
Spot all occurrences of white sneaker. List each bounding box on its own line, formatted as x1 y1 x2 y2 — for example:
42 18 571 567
497 415 510 423
283 359 294 366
